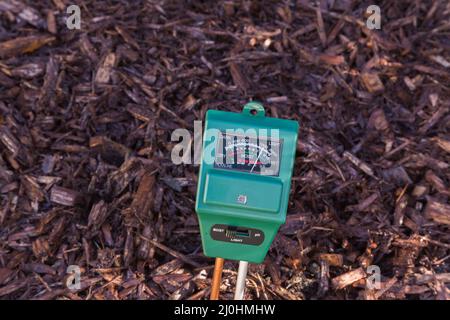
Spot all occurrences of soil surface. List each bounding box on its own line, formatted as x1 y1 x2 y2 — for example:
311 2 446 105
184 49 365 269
0 0 449 300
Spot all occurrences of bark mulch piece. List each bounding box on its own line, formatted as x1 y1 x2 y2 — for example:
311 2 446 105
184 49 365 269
0 0 449 300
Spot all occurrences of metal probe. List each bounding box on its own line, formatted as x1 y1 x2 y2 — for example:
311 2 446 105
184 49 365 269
234 260 248 300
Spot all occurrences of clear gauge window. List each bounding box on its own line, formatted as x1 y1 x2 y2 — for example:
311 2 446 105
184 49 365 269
213 131 282 176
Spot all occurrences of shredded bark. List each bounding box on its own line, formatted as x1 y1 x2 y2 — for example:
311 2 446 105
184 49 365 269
0 0 449 300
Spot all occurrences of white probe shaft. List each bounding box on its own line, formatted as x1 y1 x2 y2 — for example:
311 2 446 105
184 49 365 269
234 261 249 300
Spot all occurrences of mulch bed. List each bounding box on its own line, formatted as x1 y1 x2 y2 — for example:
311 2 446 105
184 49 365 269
0 0 449 300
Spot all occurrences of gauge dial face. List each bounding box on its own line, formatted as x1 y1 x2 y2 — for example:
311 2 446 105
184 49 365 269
213 132 282 176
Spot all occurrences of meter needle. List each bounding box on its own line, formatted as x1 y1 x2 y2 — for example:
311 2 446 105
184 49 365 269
210 257 224 300
234 261 249 300
250 149 263 173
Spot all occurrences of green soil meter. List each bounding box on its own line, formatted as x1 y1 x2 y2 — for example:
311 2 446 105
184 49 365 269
195 102 299 263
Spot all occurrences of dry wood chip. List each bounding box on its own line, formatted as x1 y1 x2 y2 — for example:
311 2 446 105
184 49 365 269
101 223 114 247
415 273 450 285
0 1 45 28
392 239 423 267
432 137 450 153
429 55 450 68
50 185 81 206
137 225 155 261
394 193 408 226
403 76 417 91
347 193 379 212
51 0 65 11
291 23 316 37
151 259 184 277
11 62 45 79
419 106 448 135
412 185 428 198
153 273 192 293
0 35 55 58
315 6 327 46
364 277 398 300
425 170 449 195
266 96 288 103
317 253 343 267
88 200 109 231
425 198 450 226
0 0 449 302
392 235 428 248
21 175 45 202
0 126 20 155
126 104 155 122
229 62 249 91
343 151 376 178
47 219 66 246
38 56 59 109
123 228 134 267
181 94 198 110
169 280 196 300
368 108 389 131
19 7 44 27
131 173 155 220
107 157 142 196
414 65 449 77
331 267 367 290
46 10 57 34
273 286 302 300
127 104 156 122
317 260 330 296
22 263 56 275
318 54 345 65
51 144 88 153
95 52 117 84
361 72 384 93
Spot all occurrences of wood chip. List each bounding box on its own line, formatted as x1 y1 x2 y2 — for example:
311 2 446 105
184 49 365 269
343 151 376 178
332 268 367 290
361 72 384 93
0 35 54 58
432 137 450 153
126 104 155 122
317 253 344 267
419 106 448 135
95 52 117 84
88 200 109 231
229 62 249 91
50 185 81 206
131 173 155 220
425 198 450 226
318 54 345 65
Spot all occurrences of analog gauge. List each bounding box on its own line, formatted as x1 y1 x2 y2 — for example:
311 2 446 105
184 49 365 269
214 132 282 176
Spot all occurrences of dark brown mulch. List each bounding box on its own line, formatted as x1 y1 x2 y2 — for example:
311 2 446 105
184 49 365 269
0 0 449 300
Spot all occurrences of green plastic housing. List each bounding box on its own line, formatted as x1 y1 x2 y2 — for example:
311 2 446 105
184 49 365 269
195 102 299 263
